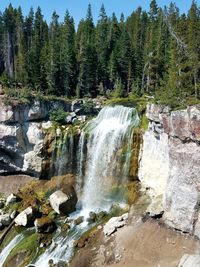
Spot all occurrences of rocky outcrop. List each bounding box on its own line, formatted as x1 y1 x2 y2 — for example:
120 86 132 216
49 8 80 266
0 99 71 177
0 98 103 178
103 213 128 236
49 189 77 215
139 103 200 235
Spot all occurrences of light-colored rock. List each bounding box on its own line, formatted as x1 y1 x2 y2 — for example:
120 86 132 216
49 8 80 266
103 213 128 236
138 129 169 204
6 193 17 205
0 214 11 226
178 254 200 267
146 103 170 122
163 138 200 233
0 103 13 122
49 190 77 215
26 123 43 145
14 207 36 226
0 99 72 177
139 103 200 234
42 121 52 129
23 150 43 176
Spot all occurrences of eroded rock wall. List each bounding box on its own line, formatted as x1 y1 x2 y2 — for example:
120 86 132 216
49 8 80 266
0 98 103 178
139 103 200 235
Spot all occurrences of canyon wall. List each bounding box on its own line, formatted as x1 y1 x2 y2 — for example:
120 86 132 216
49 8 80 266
139 103 200 236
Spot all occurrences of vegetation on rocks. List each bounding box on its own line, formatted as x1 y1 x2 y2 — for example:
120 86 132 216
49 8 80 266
3 232 45 267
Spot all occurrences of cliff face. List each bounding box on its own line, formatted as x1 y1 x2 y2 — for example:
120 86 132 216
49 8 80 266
0 99 100 178
139 103 200 235
0 99 63 177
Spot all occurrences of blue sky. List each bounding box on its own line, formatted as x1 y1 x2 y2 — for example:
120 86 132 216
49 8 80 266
0 0 197 26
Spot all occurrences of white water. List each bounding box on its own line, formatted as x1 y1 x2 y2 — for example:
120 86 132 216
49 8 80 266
35 211 90 267
0 232 24 266
81 105 139 214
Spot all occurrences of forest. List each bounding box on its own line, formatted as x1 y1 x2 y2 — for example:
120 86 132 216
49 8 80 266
0 0 200 107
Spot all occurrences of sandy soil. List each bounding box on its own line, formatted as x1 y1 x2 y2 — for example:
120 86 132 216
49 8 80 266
0 175 35 196
71 218 200 267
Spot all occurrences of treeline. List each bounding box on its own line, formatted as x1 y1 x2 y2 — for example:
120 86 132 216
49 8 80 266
0 1 200 103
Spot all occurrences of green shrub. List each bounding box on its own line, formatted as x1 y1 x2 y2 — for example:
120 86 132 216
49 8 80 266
81 101 95 114
49 108 69 124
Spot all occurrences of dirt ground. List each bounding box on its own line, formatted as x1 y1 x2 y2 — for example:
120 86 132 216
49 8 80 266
71 217 200 267
0 175 35 196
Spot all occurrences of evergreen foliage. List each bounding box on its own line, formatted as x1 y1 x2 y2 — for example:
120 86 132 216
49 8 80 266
0 1 200 106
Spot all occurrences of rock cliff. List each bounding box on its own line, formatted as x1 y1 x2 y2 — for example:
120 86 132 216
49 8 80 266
0 98 102 178
139 103 200 236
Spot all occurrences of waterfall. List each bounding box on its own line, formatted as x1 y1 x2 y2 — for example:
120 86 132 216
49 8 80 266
8 105 139 267
80 105 139 213
50 128 79 177
76 132 86 196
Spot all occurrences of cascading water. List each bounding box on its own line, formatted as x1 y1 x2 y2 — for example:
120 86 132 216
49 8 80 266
2 105 139 267
50 128 79 177
80 105 139 214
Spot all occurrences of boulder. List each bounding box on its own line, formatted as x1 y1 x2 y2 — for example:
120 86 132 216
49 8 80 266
14 207 38 226
103 213 128 236
34 217 56 233
6 193 18 205
178 254 200 267
49 190 77 215
0 214 11 226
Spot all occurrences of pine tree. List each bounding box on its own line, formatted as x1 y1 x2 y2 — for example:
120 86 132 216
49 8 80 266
0 12 5 76
76 4 97 97
95 4 109 91
188 1 200 98
47 11 61 95
28 7 48 91
3 4 17 79
60 10 77 97
108 13 120 88
15 7 26 83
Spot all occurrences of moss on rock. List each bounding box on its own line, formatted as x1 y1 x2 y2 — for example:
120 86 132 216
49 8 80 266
3 232 44 267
